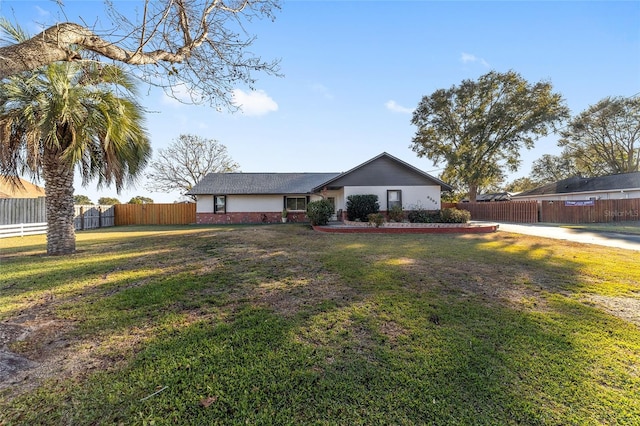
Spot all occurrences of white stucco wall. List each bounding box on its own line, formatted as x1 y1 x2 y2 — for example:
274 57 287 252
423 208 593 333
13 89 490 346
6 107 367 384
196 194 312 213
196 195 214 213
343 186 442 210
196 186 444 214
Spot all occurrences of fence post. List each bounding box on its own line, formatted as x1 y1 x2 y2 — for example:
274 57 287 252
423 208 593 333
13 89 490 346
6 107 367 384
98 206 103 229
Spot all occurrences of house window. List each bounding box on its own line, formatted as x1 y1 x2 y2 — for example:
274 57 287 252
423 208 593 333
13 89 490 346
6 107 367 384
286 197 307 211
214 196 226 213
387 190 402 210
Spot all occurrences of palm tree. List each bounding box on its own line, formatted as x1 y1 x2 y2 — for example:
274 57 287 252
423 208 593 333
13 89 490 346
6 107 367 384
0 21 151 255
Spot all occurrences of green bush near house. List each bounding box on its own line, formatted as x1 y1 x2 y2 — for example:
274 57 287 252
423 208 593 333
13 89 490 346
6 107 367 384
408 207 440 223
440 207 471 223
306 199 334 226
388 204 404 222
346 194 379 221
367 212 385 227
408 206 471 223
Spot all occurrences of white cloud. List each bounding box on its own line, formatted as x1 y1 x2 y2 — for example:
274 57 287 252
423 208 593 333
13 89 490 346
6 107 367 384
385 100 414 114
461 52 490 67
311 83 334 100
160 84 204 106
34 5 49 17
232 89 278 116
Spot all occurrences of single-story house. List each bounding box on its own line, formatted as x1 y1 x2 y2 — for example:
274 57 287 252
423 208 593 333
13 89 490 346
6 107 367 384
188 152 453 224
513 172 640 202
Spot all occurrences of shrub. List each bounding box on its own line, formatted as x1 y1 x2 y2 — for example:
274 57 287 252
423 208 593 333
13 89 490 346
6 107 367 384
439 208 471 223
346 194 379 221
388 204 404 222
306 199 334 226
408 208 440 223
367 213 385 228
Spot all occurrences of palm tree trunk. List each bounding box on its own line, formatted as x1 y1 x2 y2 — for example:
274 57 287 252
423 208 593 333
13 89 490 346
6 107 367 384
43 149 76 255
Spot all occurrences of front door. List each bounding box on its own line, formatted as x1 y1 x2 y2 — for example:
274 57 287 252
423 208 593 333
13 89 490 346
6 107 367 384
328 197 337 221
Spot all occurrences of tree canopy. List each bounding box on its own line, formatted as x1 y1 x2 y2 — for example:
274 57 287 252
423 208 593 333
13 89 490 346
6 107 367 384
530 153 578 184
98 197 121 205
128 196 154 204
0 0 281 107
146 134 240 200
74 195 93 205
411 70 569 201
559 96 640 176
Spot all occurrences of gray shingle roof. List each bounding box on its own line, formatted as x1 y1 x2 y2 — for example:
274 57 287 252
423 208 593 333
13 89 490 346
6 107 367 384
188 173 341 195
515 172 640 197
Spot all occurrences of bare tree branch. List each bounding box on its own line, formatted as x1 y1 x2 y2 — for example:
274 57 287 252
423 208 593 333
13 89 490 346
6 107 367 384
0 0 281 107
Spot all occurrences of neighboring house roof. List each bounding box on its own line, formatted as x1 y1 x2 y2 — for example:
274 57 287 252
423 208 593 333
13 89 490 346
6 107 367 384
188 173 340 195
462 192 512 202
0 178 45 198
515 172 640 197
188 152 453 196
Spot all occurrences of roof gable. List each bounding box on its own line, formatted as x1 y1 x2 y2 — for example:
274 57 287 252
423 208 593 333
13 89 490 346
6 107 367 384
188 153 453 196
313 152 452 191
516 172 640 197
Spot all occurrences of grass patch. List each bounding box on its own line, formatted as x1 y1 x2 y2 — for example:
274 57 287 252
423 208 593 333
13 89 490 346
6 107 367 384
557 221 640 235
1 225 639 424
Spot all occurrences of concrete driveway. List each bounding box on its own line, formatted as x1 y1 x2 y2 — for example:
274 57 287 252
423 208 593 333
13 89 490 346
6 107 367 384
495 222 640 252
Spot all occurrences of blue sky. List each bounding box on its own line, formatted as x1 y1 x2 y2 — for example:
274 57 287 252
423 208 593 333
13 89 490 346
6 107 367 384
2 0 639 203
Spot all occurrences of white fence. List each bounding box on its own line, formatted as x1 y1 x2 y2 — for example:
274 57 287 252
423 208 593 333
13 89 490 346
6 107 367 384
0 199 115 238
0 222 48 238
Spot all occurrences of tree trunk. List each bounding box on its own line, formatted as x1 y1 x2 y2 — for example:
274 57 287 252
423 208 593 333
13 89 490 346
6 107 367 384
43 149 76 255
468 184 478 202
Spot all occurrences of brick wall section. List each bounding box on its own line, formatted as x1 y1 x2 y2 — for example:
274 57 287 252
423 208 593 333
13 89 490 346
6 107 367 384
197 212 308 224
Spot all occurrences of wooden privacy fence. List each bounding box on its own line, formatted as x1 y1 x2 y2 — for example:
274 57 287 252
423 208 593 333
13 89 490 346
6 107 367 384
539 199 640 224
454 201 539 223
114 203 196 226
0 197 46 225
74 205 115 230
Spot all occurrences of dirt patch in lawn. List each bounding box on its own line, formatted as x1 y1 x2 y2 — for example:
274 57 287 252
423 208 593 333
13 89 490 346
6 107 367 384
583 295 640 327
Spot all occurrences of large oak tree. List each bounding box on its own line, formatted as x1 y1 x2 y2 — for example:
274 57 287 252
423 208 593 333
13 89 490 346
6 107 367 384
559 96 640 176
0 0 281 107
410 70 569 201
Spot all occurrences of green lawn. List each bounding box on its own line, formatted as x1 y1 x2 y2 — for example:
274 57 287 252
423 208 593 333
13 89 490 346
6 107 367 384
1 225 639 425
557 221 640 235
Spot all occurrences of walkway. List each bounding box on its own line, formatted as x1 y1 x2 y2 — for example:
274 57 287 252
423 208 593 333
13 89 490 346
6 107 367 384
495 222 640 252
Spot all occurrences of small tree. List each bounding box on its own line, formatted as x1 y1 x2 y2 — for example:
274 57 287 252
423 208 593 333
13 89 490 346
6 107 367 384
98 197 120 205
346 195 379 221
74 195 93 205
128 196 154 204
306 200 334 226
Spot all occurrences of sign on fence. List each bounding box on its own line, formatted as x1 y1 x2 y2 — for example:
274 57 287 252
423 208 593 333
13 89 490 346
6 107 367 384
565 200 595 206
